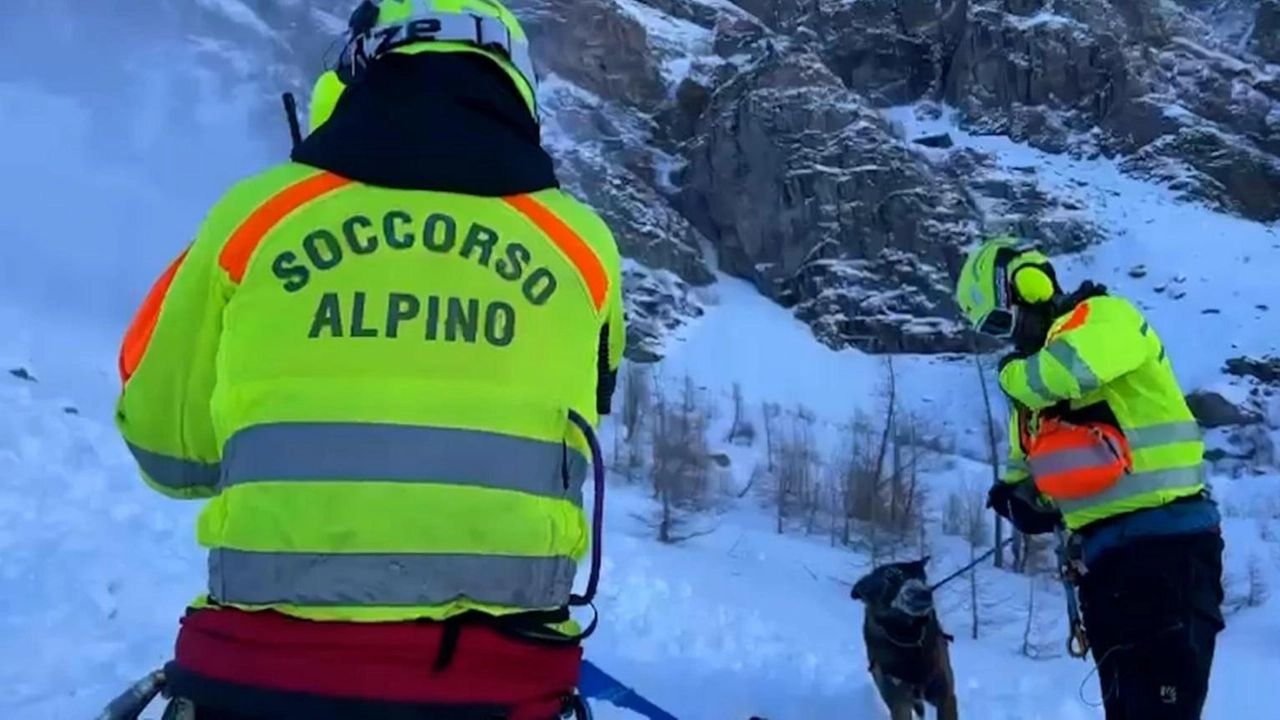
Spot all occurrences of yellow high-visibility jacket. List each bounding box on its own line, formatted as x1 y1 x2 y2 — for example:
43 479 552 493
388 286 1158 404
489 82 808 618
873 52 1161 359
998 294 1205 531
116 163 625 622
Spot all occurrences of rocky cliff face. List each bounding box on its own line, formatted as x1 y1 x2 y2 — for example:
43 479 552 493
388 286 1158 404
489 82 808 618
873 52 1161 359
125 0 1280 358
1188 355 1280 476
525 0 1278 356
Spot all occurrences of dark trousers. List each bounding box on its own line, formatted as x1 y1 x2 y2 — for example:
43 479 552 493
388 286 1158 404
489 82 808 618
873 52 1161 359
1077 530 1224 719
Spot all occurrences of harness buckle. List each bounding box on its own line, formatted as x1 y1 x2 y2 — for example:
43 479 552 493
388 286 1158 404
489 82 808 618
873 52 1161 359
1060 532 1088 582
1067 620 1090 659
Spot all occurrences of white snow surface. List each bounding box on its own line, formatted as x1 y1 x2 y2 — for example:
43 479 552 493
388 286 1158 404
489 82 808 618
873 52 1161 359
1 353 1279 719
884 105 1280 393
3 18 1280 720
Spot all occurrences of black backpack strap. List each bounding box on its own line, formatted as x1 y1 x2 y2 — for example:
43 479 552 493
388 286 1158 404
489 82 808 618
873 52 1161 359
431 605 594 672
433 617 465 673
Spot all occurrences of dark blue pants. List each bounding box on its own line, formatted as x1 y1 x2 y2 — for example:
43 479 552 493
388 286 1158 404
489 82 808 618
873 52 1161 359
1078 531 1224 719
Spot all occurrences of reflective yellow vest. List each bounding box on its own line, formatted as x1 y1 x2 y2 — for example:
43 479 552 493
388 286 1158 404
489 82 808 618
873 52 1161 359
998 294 1205 531
116 163 625 622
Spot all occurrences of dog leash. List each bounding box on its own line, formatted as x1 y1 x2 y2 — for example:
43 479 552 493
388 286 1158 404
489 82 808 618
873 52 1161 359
926 537 1017 592
925 533 1089 659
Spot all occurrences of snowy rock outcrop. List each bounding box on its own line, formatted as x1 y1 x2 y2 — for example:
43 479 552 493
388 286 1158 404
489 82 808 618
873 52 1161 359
74 0 1279 358
524 0 1277 354
1191 355 1280 475
678 51 982 353
790 0 1280 223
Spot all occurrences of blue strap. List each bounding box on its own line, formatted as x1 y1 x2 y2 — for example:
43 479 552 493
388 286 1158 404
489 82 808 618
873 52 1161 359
579 660 679 720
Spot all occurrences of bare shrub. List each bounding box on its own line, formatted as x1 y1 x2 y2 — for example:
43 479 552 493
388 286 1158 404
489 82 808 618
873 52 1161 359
948 479 991 640
1260 517 1277 543
640 374 717 544
885 410 932 537
821 358 931 557
1011 532 1056 575
942 491 966 538
975 352 1008 568
1020 575 1066 659
725 382 756 446
1224 552 1271 613
611 362 652 483
761 401 781 471
620 362 651 442
773 405 820 535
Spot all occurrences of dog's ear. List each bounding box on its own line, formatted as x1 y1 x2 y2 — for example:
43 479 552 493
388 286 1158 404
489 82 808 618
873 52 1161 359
911 556 931 572
851 574 873 602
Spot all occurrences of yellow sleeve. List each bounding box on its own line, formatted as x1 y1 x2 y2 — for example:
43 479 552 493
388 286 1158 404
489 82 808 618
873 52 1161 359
597 231 626 415
116 164 332 498
1002 410 1030 484
115 230 226 498
998 297 1153 410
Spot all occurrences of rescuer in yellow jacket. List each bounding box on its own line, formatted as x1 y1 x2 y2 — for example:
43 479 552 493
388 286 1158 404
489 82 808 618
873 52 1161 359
113 2 623 718
956 237 1224 720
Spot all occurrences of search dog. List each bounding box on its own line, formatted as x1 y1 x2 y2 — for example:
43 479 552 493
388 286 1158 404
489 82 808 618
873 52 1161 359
850 557 958 720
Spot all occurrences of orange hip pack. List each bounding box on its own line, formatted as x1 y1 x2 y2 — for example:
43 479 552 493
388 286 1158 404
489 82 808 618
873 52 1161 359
1024 419 1133 501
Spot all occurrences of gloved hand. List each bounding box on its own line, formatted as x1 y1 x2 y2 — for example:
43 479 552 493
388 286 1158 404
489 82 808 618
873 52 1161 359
986 479 1061 535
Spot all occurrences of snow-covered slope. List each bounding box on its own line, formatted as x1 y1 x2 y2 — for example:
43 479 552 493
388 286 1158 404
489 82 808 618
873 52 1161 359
2 293 1279 719
3 1 1280 718
885 106 1280 392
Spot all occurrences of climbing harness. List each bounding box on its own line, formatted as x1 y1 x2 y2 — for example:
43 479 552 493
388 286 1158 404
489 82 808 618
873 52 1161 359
96 411 610 719
1055 527 1091 659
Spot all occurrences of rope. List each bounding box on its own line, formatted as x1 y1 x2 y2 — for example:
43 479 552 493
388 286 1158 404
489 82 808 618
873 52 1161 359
1054 527 1091 661
925 531 1091 661
927 537 1017 592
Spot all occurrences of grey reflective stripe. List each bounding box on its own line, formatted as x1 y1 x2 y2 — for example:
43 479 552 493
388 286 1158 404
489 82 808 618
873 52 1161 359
1125 421 1202 448
221 422 587 505
1028 444 1122 478
1024 355 1057 405
1055 465 1205 515
1044 340 1101 394
125 441 220 490
1027 420 1204 513
209 548 576 608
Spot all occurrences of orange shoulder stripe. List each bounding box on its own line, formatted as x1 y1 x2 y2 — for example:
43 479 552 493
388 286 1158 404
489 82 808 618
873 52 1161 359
218 171 353 282
1048 302 1091 342
120 248 189 383
502 194 609 312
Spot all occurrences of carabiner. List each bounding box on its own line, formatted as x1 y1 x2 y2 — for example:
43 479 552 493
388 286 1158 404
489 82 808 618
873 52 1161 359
1067 622 1090 659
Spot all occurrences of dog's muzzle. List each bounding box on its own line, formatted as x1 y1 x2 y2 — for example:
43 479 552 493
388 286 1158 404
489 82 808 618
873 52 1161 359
891 579 934 617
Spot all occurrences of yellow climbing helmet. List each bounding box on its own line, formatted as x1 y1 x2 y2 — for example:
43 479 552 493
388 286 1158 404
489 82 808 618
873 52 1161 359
308 0 538 134
954 236 1057 338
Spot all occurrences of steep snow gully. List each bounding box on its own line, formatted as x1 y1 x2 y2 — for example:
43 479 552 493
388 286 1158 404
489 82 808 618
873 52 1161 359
3 2 1280 720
